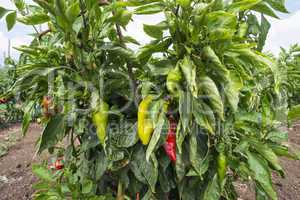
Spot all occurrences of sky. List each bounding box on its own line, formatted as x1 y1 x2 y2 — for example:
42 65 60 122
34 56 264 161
0 0 300 65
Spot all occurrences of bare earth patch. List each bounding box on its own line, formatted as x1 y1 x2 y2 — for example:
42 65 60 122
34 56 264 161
0 124 43 200
0 123 299 200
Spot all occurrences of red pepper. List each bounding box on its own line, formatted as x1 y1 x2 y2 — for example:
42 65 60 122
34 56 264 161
164 117 177 162
42 96 53 118
54 158 64 170
0 98 7 104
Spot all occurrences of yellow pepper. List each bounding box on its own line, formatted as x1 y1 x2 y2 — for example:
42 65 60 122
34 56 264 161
138 96 154 145
92 100 109 145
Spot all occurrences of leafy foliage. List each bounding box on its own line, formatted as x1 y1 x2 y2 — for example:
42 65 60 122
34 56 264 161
1 0 299 200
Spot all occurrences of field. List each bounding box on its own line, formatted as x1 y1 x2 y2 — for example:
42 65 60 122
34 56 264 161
0 124 299 200
0 0 300 199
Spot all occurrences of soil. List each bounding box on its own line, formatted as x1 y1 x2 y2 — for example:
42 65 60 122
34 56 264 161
0 124 44 200
0 123 299 200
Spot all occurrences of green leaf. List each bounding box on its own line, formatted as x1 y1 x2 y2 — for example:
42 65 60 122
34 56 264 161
38 114 66 153
256 184 269 200
146 110 167 161
175 151 187 181
22 101 35 136
193 100 215 135
95 151 109 181
225 70 243 111
247 152 278 200
250 140 284 177
266 130 288 143
204 11 237 41
13 0 25 10
148 58 173 76
203 174 221 200
119 10 132 26
123 35 140 45
267 142 300 160
179 91 193 134
32 164 53 182
265 0 288 13
130 146 158 192
134 2 163 15
257 14 271 52
18 13 50 25
189 133 210 178
6 11 17 31
235 111 262 125
179 56 198 97
227 0 261 13
199 76 224 120
137 38 172 64
143 24 163 39
66 2 80 23
202 46 229 80
252 2 279 18
82 179 93 194
0 6 9 19
110 122 139 148
288 104 300 121
33 0 56 15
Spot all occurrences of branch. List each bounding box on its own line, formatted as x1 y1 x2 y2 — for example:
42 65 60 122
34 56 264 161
38 29 51 40
79 0 88 29
114 16 138 104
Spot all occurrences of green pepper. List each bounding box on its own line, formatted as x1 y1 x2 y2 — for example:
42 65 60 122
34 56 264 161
217 152 227 185
237 22 248 38
92 100 109 145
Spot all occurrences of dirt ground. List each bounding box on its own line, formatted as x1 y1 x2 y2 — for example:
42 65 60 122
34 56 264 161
0 123 299 200
0 124 43 200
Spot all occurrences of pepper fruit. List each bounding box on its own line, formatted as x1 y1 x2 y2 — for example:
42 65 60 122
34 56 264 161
164 116 177 162
217 152 227 185
166 65 182 97
92 100 109 145
0 98 7 104
237 22 248 39
50 157 64 170
138 95 154 145
42 96 53 118
54 158 64 170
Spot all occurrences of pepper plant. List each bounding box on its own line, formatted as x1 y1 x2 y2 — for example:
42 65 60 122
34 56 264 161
1 0 300 199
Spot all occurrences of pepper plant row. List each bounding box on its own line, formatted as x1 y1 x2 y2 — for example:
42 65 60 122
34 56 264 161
1 0 300 199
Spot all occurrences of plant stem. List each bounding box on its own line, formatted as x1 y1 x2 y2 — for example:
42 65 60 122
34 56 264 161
117 181 124 200
114 13 138 104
